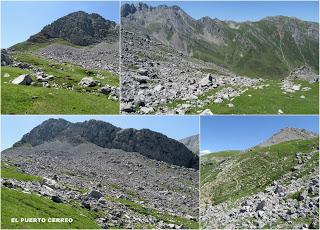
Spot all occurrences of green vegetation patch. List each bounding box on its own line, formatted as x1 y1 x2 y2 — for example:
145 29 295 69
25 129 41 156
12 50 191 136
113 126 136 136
105 195 199 229
13 53 119 87
1 188 98 229
201 151 240 187
1 64 119 114
1 163 42 182
202 138 318 205
191 80 318 114
10 39 83 52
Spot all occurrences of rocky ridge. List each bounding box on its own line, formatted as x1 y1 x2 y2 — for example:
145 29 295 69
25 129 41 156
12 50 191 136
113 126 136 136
14 119 198 169
258 127 318 147
121 3 319 79
28 11 118 46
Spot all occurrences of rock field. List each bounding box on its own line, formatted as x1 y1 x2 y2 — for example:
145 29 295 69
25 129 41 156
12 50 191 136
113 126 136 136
201 150 319 229
120 30 266 114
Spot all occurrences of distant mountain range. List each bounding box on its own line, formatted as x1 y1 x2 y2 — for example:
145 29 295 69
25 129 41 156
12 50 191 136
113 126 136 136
121 3 319 79
28 11 118 46
13 118 199 169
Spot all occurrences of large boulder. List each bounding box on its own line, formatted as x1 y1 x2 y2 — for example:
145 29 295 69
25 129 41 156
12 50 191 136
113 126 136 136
87 190 103 199
1 49 12 66
200 74 213 87
11 74 33 85
51 195 63 203
79 77 99 87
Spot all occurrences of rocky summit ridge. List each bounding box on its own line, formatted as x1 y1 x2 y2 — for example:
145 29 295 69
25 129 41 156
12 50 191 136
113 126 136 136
28 11 118 46
13 118 198 169
258 127 318 147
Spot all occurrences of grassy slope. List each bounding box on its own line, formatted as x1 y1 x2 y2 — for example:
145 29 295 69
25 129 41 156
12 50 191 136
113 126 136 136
200 138 319 205
1 188 98 229
1 51 119 114
187 20 319 79
105 195 199 229
9 39 84 52
200 151 240 187
190 80 318 114
1 163 42 182
1 162 98 229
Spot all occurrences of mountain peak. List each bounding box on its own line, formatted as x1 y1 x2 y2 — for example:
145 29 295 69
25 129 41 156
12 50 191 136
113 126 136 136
258 127 318 147
12 119 198 169
27 11 118 46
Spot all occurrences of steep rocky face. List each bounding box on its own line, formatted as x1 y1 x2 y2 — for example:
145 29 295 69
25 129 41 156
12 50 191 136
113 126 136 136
28 11 118 46
179 134 199 155
13 119 198 169
121 3 319 78
258 127 318 147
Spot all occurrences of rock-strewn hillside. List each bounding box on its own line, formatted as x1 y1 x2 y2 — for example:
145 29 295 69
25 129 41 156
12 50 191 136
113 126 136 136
14 119 198 169
2 140 199 229
200 129 319 229
122 3 319 78
258 127 318 147
120 3 319 115
28 11 118 46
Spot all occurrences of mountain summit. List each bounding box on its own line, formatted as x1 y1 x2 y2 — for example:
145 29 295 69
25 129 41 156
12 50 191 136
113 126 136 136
28 11 118 46
13 119 198 169
258 127 318 147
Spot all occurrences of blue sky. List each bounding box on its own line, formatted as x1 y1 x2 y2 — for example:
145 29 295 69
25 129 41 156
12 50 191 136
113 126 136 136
1 115 199 150
200 115 319 153
138 1 318 22
1 1 120 48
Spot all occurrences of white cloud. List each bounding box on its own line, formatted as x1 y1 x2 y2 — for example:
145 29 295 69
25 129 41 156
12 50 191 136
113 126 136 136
200 150 211 155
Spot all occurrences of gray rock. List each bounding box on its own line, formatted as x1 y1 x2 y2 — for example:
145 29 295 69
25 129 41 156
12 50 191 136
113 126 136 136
88 190 103 199
12 74 33 85
214 98 223 104
1 49 12 66
200 109 213 115
298 190 308 201
79 77 99 87
100 86 112 95
256 200 266 211
137 68 148 76
51 195 63 203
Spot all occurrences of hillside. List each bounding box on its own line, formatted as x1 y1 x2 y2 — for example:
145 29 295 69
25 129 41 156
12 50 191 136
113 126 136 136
120 3 319 115
2 11 119 114
200 128 319 229
1 119 199 229
122 3 319 79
